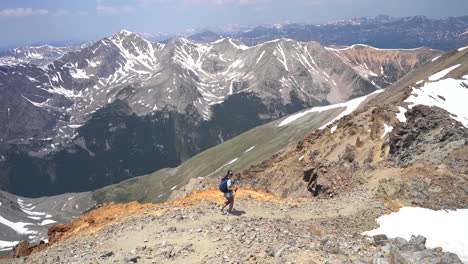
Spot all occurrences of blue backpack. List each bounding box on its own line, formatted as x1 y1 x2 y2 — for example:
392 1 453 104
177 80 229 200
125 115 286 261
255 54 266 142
219 179 229 193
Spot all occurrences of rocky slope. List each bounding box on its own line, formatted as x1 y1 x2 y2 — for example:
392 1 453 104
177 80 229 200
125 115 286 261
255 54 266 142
3 189 464 263
236 46 468 207
0 30 439 197
192 15 468 51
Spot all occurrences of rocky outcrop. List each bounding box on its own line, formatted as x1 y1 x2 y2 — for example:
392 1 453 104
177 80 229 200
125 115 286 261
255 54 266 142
373 235 463 264
389 105 467 166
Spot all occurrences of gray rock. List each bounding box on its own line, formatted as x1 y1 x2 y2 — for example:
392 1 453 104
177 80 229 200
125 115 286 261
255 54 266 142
274 245 289 258
322 239 340 254
223 225 233 232
390 237 408 251
264 246 275 257
100 251 114 258
441 252 463 264
124 256 140 263
408 235 426 251
376 244 408 264
373 234 389 246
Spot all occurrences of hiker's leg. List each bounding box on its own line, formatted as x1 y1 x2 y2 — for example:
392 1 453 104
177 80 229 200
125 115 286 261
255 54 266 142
228 197 234 212
222 197 231 211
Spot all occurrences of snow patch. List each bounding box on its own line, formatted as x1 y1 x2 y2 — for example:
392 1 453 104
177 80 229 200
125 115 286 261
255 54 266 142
381 124 393 138
278 89 384 128
0 240 20 251
405 78 468 127
458 46 468 52
0 215 36 235
227 158 238 165
428 64 461 81
330 126 337 133
244 146 256 153
363 207 468 263
39 219 57 226
69 68 89 79
431 55 441 62
396 106 407 123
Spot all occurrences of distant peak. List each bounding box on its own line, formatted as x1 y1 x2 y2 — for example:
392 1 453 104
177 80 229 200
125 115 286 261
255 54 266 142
119 29 133 35
110 29 136 40
108 29 147 42
169 36 193 45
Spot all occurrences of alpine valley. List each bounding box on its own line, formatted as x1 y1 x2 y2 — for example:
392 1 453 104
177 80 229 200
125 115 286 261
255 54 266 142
0 30 441 198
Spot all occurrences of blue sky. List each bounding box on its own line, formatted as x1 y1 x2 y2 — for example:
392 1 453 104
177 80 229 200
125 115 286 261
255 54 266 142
0 0 467 48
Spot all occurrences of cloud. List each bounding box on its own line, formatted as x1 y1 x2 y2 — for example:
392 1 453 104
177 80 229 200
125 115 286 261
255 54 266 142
76 11 90 16
0 8 48 17
96 0 137 14
53 9 70 17
96 5 119 14
182 0 270 4
54 9 90 17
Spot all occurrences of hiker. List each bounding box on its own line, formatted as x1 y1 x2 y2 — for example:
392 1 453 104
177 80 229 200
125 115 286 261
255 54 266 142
219 170 238 214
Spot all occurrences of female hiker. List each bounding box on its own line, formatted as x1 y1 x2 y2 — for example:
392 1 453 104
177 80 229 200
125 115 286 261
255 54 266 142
220 170 238 214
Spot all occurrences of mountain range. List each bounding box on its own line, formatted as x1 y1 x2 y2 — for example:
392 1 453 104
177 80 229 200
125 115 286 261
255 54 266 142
0 30 440 198
188 15 468 51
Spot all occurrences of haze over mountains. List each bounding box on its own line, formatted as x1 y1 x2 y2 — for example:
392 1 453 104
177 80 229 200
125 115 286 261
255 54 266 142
155 15 468 51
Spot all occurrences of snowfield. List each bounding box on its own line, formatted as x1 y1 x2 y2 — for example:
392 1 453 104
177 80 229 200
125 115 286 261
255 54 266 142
0 215 36 235
428 64 461 81
405 78 468 128
278 89 384 127
363 207 468 263
0 240 20 252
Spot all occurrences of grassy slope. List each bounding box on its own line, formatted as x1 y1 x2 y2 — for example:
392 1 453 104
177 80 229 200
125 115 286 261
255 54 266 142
92 106 346 204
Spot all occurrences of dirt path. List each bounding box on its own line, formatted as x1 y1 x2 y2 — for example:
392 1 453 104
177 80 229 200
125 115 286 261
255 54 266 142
5 188 389 264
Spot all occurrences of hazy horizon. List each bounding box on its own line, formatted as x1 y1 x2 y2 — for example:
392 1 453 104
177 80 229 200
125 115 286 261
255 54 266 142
0 0 467 49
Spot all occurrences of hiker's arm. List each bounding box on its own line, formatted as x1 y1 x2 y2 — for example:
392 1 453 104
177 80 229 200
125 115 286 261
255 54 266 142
228 186 237 191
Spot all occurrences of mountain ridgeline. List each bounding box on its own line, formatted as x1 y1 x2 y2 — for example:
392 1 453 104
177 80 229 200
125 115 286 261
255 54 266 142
189 15 468 51
0 30 441 197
